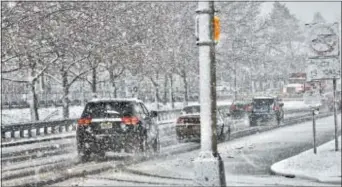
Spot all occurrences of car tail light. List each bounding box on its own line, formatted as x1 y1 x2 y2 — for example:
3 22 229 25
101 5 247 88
273 105 280 111
246 105 253 112
176 117 184 125
121 116 140 125
78 117 92 126
230 104 236 111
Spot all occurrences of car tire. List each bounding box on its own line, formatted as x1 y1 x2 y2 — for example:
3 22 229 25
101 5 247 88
139 133 150 153
78 146 90 162
177 135 185 143
272 115 278 126
152 137 160 153
96 149 106 159
249 119 256 127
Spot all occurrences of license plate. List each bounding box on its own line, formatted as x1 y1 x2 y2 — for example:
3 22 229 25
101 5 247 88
100 122 112 129
187 125 200 129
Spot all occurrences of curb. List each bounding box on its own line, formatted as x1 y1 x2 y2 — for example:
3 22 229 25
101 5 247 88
270 128 341 185
270 164 342 185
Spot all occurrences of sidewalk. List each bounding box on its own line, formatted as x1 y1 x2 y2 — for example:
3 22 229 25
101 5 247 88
271 136 341 184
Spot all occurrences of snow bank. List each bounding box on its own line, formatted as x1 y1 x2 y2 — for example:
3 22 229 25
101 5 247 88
271 136 341 184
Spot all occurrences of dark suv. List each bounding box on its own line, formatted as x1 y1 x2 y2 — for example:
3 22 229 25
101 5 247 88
249 97 284 126
76 98 159 161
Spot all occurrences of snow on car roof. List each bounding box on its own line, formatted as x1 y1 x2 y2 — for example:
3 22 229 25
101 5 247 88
182 101 231 109
89 98 143 103
253 96 276 99
285 83 303 87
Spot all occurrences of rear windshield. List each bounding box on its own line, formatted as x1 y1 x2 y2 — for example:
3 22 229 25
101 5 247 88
182 106 200 114
81 102 133 118
181 105 228 115
233 100 251 106
253 99 274 109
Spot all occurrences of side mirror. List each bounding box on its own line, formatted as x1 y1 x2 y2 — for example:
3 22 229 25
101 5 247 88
279 103 284 107
150 111 158 118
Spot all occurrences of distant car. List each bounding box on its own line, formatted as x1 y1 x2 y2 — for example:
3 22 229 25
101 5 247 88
249 96 284 126
229 99 252 119
175 104 231 142
76 98 159 161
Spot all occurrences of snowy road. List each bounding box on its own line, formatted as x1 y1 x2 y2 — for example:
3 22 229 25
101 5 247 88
50 114 341 186
1 111 337 186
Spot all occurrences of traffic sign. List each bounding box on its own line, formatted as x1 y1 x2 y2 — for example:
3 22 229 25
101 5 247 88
306 22 339 58
306 58 341 81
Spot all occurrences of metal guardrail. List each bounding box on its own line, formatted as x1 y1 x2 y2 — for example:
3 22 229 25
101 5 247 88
1 106 313 141
1 109 182 140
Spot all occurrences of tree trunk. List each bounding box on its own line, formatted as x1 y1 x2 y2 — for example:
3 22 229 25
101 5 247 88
154 85 159 110
169 74 174 109
163 75 168 105
62 68 69 118
154 73 159 110
113 82 117 98
91 67 97 96
109 70 117 98
182 71 188 106
29 82 39 121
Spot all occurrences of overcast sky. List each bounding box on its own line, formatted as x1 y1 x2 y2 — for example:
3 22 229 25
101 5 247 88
261 2 341 24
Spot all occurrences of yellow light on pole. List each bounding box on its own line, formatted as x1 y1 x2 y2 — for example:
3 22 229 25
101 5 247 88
213 16 220 43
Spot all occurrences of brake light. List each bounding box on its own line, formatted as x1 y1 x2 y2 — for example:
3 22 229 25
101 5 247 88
176 117 184 125
230 104 236 111
77 117 92 126
273 105 280 111
121 116 140 125
246 105 253 112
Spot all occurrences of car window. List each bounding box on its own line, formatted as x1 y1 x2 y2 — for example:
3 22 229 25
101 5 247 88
182 106 201 114
81 102 133 118
134 103 143 117
252 99 274 111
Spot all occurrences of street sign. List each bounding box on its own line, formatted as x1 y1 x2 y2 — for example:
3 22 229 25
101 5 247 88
306 58 341 81
304 91 322 107
306 22 339 58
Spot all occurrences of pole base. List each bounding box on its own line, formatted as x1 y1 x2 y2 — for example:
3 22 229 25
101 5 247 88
193 151 226 187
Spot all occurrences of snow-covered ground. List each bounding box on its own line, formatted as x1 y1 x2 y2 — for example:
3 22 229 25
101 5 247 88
271 136 341 184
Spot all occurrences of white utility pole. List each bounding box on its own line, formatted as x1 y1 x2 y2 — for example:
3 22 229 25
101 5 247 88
193 2 226 186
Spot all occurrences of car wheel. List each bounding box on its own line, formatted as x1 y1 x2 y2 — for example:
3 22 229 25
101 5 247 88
272 115 278 126
96 148 106 159
177 135 185 143
139 134 150 153
249 119 256 127
278 117 284 126
77 146 90 162
152 137 160 153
